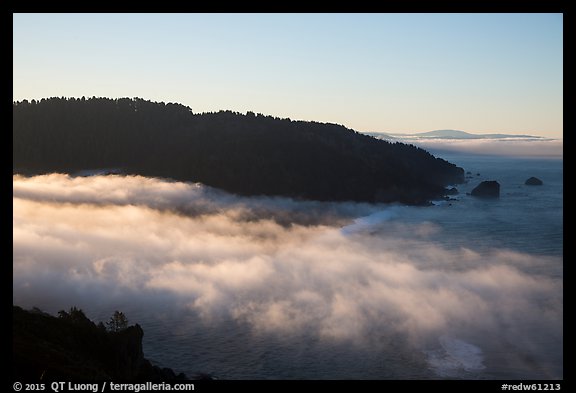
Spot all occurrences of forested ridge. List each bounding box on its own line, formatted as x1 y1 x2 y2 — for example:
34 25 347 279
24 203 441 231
13 97 464 204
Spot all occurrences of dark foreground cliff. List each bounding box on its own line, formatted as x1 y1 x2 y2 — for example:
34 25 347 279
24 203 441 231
12 306 188 381
13 97 464 205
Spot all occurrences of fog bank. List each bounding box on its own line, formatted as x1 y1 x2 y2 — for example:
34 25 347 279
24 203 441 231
13 174 562 378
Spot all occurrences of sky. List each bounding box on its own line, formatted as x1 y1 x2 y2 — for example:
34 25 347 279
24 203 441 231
13 13 563 138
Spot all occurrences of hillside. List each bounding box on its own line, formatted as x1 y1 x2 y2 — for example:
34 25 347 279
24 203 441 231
13 97 464 204
12 306 189 380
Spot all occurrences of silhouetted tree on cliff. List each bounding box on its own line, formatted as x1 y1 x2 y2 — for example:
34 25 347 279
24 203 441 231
106 310 129 332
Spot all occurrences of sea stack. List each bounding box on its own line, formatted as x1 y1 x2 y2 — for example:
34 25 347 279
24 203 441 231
471 181 500 198
525 177 543 186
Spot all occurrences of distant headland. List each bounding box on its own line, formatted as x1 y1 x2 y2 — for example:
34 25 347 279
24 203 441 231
13 97 464 205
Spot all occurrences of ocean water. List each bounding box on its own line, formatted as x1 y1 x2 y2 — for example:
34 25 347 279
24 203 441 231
12 153 563 380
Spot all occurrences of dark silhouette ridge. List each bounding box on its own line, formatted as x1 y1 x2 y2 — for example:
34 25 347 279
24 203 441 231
13 306 194 381
13 97 465 204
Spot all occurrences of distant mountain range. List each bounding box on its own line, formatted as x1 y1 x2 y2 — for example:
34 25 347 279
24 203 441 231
366 129 544 140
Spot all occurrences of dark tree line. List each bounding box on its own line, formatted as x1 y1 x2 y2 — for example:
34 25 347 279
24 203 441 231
13 97 464 204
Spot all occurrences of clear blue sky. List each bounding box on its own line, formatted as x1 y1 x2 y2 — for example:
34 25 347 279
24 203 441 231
13 13 563 138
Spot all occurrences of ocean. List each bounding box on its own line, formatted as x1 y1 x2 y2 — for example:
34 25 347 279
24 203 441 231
12 153 563 380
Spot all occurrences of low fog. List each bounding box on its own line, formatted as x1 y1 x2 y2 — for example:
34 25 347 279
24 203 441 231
393 137 563 158
13 174 562 378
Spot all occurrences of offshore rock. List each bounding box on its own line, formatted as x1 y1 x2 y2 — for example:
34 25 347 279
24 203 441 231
525 177 543 186
471 181 500 198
